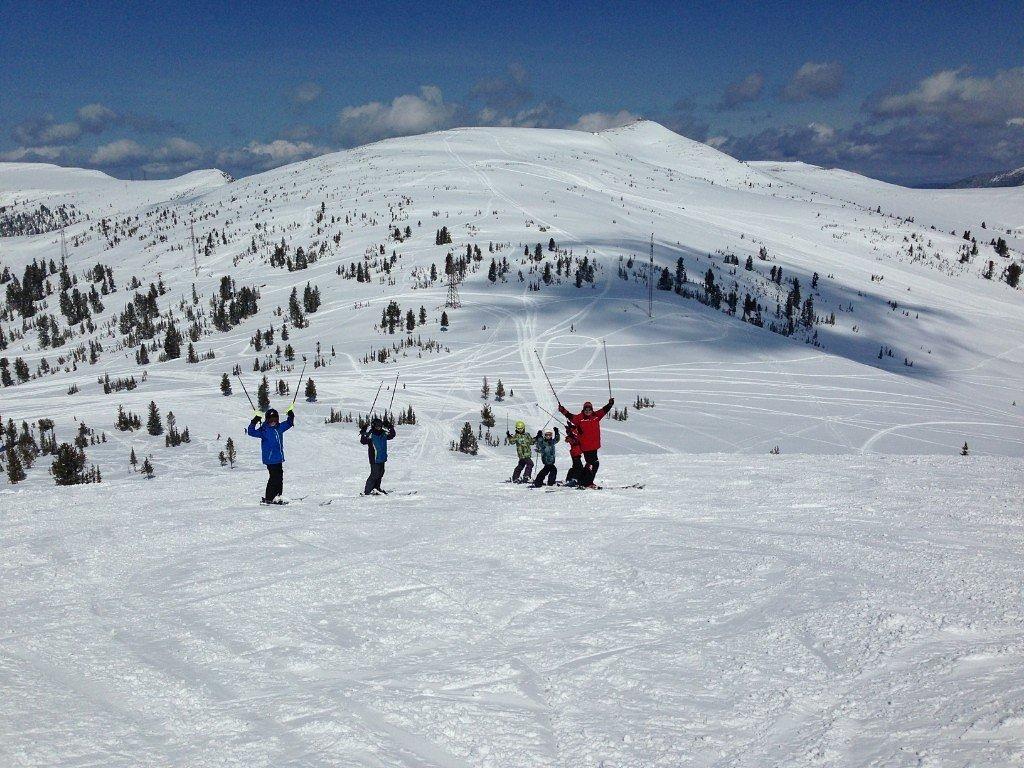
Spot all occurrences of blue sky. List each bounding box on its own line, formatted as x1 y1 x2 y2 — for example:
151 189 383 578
2 0 1022 183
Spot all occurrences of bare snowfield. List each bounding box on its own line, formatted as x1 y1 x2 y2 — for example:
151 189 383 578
1 454 1022 767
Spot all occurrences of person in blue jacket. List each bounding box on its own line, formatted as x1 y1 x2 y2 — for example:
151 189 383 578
246 405 294 504
360 415 396 495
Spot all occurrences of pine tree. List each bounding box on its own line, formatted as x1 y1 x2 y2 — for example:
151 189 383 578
961 442 969 456
146 401 163 436
226 437 236 468
657 267 673 291
220 373 232 396
457 422 479 455
481 403 495 427
257 376 271 411
141 457 154 478
51 442 87 485
305 378 317 402
6 448 25 484
495 379 505 401
441 311 449 328
129 447 138 471
481 376 490 399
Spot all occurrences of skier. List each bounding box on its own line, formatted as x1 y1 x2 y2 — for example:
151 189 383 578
533 426 561 487
558 398 613 487
246 405 295 504
506 420 534 483
563 420 584 487
360 416 396 495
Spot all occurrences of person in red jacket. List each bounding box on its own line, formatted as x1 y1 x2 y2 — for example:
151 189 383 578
563 420 585 486
559 398 613 487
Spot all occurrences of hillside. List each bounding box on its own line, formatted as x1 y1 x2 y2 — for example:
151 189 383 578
1 120 1022 465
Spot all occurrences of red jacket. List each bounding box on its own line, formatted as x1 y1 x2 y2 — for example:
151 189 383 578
565 421 583 458
559 401 611 452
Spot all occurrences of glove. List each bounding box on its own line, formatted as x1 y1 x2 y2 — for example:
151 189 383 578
608 397 615 407
286 403 295 414
252 410 263 421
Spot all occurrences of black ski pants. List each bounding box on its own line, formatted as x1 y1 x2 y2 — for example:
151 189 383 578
565 455 584 485
582 450 600 486
534 463 557 487
512 457 534 482
364 462 386 495
265 462 283 501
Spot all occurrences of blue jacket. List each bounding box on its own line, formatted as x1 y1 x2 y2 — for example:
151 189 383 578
535 427 560 465
360 424 396 463
246 414 294 464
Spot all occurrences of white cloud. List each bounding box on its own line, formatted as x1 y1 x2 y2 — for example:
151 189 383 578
335 85 457 143
872 68 1024 125
782 61 845 101
76 103 119 132
720 72 765 108
0 145 76 163
291 82 322 104
90 139 148 165
216 139 326 171
571 110 641 133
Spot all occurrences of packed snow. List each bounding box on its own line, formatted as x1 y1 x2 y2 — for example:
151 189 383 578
1 120 1023 766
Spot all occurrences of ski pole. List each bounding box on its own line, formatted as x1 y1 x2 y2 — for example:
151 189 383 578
533 350 561 405
235 372 256 411
386 373 399 415
368 380 384 413
603 340 612 399
291 357 308 406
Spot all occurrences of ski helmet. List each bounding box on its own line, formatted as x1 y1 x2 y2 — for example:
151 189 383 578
515 420 526 432
371 416 383 430
583 401 594 413
265 408 280 422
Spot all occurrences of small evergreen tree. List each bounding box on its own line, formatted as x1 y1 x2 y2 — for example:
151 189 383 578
6 448 25 484
225 437 236 468
481 376 490 399
51 442 87 485
304 378 317 402
220 373 232 396
141 457 155 478
961 442 969 456
495 379 505 401
129 447 138 471
257 376 271 411
457 422 479 455
481 403 495 427
146 401 163 436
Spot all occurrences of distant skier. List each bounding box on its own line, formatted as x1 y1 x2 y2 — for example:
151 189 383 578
559 398 613 487
246 405 295 504
533 427 561 487
506 420 534 483
563 420 584 486
360 416 396 495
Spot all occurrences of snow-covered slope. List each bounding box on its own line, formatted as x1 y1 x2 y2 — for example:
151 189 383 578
2 120 1021 458
2 122 1024 767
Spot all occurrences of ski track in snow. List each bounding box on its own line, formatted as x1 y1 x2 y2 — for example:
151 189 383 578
1 456 1023 767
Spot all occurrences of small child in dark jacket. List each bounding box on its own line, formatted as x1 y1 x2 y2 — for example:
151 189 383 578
360 416 396 495
533 426 561 487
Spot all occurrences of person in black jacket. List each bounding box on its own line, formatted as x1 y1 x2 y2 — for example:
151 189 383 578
359 416 396 495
